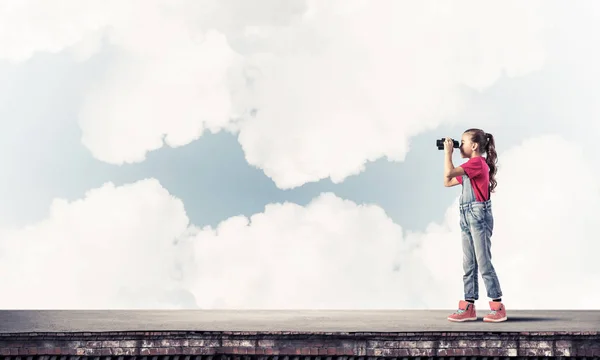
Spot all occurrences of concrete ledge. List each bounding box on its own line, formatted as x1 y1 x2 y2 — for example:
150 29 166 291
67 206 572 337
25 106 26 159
0 311 598 358
2 310 599 332
0 331 598 357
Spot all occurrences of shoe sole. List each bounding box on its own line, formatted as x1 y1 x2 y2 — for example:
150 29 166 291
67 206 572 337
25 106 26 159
447 317 477 322
483 316 508 322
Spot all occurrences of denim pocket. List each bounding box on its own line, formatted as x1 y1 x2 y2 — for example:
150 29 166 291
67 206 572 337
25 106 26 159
469 204 487 223
469 204 493 232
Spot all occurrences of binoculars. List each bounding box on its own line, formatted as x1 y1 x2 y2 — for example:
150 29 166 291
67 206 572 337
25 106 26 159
436 138 459 150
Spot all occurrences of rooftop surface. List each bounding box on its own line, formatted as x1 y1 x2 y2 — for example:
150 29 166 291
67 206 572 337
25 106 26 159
0 310 598 333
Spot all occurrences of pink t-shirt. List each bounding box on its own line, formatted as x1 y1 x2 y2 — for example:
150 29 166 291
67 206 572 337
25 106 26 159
456 156 490 201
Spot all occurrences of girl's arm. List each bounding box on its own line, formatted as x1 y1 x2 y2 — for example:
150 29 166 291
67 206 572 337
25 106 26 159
444 152 465 179
444 176 460 187
443 137 464 187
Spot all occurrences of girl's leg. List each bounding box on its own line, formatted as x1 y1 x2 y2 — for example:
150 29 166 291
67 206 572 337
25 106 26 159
468 207 502 299
447 209 480 322
460 209 478 300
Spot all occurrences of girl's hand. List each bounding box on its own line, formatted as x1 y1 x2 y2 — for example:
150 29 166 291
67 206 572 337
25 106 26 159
444 137 454 154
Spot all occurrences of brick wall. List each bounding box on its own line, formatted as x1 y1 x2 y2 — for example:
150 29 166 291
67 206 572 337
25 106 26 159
0 331 598 358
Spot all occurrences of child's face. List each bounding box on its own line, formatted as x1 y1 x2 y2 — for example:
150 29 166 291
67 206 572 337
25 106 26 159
460 132 476 158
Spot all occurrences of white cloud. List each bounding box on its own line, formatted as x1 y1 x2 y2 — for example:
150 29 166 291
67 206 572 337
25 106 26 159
0 0 549 188
0 0 244 164
0 0 111 63
484 135 600 309
184 134 600 310
78 26 240 164
0 179 195 309
236 0 548 188
1 0 598 311
183 193 422 309
0 135 597 310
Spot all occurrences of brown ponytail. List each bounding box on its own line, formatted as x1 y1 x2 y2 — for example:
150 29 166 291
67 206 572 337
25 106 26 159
464 128 498 194
484 133 498 193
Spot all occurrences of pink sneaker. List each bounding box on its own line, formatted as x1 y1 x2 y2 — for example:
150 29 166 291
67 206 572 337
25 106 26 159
447 300 477 322
483 301 507 322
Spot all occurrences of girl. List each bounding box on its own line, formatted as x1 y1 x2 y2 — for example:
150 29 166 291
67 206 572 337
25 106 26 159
443 128 507 323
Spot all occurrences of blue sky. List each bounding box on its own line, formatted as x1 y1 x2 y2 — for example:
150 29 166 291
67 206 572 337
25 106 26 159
0 48 465 231
0 0 599 310
0 50 585 232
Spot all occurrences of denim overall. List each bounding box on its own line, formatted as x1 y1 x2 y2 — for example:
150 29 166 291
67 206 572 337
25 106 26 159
459 174 502 300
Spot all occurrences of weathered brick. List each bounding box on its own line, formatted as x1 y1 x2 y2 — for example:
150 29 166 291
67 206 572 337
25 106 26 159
367 348 380 356
121 346 141 355
141 339 157 347
537 340 553 349
85 348 104 356
66 340 85 349
445 348 460 356
495 348 518 357
189 339 219 347
418 341 435 348
220 346 234 354
555 347 571 357
585 348 597 357
479 348 499 356
191 347 214 355
366 340 382 348
382 341 398 348
120 340 137 348
148 348 161 355
518 348 554 357
394 348 411 356
101 341 120 348
257 339 275 347
556 339 572 348
466 347 478 356
457 339 478 347
437 340 451 349
397 340 417 348
2 327 600 359
222 339 255 347
409 348 434 357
